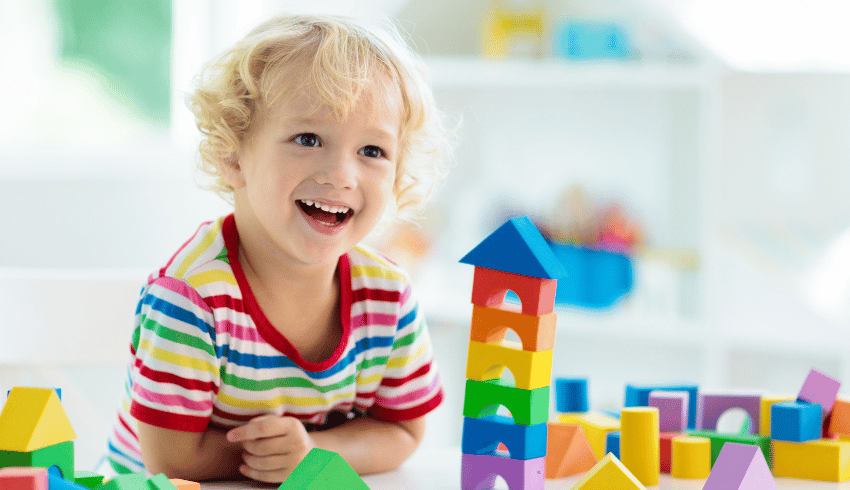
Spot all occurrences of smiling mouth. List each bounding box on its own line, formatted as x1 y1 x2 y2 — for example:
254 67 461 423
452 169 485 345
297 199 354 227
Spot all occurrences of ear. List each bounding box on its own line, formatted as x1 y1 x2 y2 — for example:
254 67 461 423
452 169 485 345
220 153 246 189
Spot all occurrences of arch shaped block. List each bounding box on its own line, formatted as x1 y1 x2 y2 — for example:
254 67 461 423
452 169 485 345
697 393 761 434
461 453 545 490
466 341 553 391
463 379 550 426
462 415 547 460
471 267 558 316
470 305 556 352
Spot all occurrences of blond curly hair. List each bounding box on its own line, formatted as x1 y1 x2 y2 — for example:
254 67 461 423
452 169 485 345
188 14 452 217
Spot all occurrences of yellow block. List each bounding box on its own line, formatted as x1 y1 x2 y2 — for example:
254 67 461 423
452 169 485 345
465 340 552 390
670 436 711 479
559 412 620 460
772 439 850 482
0 387 76 452
620 407 659 487
571 453 646 490
759 394 795 436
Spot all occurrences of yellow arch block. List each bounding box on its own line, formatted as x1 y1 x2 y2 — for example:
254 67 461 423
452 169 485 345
465 341 552 390
0 387 76 452
670 436 711 479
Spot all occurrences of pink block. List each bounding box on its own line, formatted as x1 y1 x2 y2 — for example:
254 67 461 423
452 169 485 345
697 393 761 433
0 467 48 490
461 453 545 490
703 443 777 490
798 369 841 416
649 390 689 432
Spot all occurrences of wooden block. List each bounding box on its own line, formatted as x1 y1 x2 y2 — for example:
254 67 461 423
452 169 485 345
462 379 549 426
620 407 659 486
469 267 558 316
469 305 556 352
278 448 369 490
771 401 821 442
685 430 771 468
570 453 645 490
0 387 76 452
828 397 850 437
559 412 620 460
554 378 589 413
759 394 795 436
465 341 552 390
697 392 761 434
797 368 841 417
544 422 597 479
648 390 688 432
462 415 547 460
658 432 680 473
461 453 544 490
772 438 850 482
0 440 75 480
703 442 776 489
670 436 711 479
0 467 48 490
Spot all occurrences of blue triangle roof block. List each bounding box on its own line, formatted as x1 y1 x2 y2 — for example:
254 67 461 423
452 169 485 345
460 216 568 279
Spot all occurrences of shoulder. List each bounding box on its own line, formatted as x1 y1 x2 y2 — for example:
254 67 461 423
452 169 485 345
347 244 412 294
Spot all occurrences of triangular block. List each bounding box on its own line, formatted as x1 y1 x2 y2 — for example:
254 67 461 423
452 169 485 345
146 474 179 489
571 453 645 490
460 216 567 279
703 442 777 490
545 422 597 478
99 473 147 490
167 479 200 490
0 387 76 452
278 448 370 490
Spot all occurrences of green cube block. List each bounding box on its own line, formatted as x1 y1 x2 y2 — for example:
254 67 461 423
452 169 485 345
685 429 772 468
0 440 74 479
463 378 549 426
100 472 148 490
278 448 369 490
146 473 179 489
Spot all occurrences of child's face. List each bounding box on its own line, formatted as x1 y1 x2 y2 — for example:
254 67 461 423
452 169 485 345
226 78 401 268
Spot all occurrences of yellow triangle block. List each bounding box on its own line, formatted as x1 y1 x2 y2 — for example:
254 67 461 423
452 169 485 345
571 453 645 490
0 387 76 452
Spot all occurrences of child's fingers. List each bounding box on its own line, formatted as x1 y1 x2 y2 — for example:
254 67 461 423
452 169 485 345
226 414 288 442
238 462 293 484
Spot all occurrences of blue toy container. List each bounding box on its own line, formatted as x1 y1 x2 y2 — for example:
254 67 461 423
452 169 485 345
548 242 633 309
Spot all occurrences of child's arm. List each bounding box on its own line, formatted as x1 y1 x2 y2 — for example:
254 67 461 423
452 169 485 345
226 413 425 483
137 421 246 481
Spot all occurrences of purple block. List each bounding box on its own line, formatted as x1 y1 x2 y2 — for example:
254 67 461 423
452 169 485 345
703 442 777 490
798 368 841 416
697 393 761 434
649 390 688 432
461 453 544 490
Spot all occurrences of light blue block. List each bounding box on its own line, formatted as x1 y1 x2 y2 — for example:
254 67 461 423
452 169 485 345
461 415 548 460
555 377 589 413
606 431 621 459
771 401 822 442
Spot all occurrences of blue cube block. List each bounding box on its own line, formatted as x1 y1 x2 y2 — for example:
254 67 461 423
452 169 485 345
771 401 822 442
461 415 547 460
606 431 621 459
555 377 589 413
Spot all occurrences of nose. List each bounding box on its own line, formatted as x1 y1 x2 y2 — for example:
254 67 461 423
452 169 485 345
314 150 357 190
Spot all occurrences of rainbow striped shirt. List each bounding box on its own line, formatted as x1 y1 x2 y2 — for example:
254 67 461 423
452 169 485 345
107 215 443 474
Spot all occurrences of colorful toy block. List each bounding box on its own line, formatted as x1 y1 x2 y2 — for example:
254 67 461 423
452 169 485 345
544 422 597 478
605 431 620 459
624 383 698 429
462 415 547 460
559 412 620 459
702 442 776 490
570 453 645 490
759 394 794 436
278 448 368 490
555 378 589 413
685 430 771 468
0 387 76 452
460 453 544 490
827 397 850 437
99 473 147 490
73 471 105 490
648 390 688 432
145 474 179 489
462 379 549 426
771 401 822 442
0 440 74 479
697 392 761 434
469 305 556 351
482 3 546 58
460 216 567 280
469 267 558 316
670 436 711 479
166 479 200 490
772 438 850 482
797 368 841 417
47 471 90 490
619 407 659 486
658 432 679 474
0 467 48 490
465 340 552 390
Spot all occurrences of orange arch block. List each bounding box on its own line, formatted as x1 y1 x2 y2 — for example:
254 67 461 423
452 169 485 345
470 305 556 352
546 422 598 478
471 267 557 316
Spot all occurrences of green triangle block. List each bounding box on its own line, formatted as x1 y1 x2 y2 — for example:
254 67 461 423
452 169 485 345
278 448 370 490
74 470 106 489
100 472 148 490
146 473 179 490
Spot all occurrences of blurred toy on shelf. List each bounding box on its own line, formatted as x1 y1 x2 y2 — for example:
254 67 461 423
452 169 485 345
481 0 547 58
554 21 632 60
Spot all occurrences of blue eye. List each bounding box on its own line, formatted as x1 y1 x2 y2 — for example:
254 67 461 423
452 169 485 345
294 133 320 147
361 145 383 158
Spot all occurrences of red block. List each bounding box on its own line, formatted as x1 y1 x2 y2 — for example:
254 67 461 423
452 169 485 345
0 467 48 490
828 398 850 438
659 432 681 474
471 267 557 316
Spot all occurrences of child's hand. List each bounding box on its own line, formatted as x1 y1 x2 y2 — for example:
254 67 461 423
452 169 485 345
226 414 315 483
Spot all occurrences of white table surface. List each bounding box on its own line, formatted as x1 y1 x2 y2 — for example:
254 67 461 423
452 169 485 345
200 447 850 489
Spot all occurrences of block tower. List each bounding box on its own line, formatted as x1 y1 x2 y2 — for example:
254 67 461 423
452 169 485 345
459 217 566 490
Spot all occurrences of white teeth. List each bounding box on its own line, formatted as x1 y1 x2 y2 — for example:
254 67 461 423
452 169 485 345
300 200 350 214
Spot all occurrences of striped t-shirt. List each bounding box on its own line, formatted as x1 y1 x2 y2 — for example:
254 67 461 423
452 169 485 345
106 214 443 474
